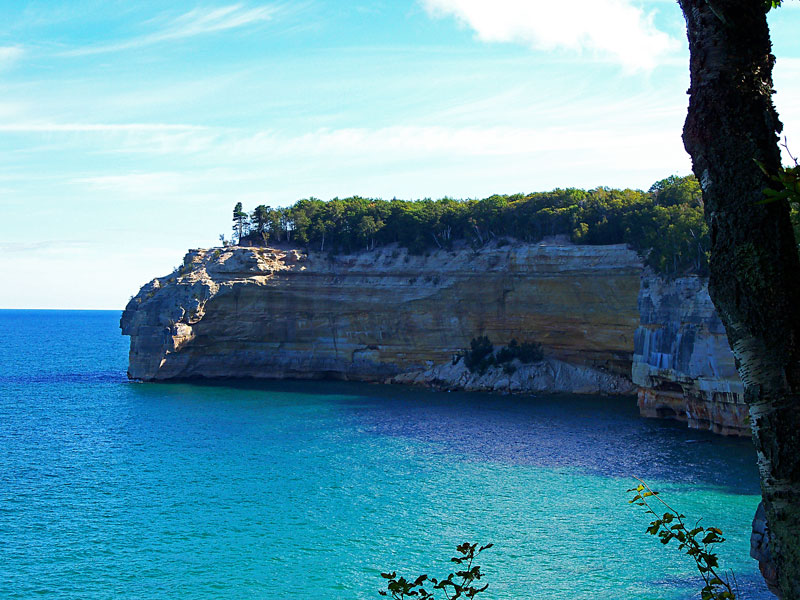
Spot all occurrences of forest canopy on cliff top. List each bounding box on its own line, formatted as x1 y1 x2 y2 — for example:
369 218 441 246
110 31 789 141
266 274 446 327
233 175 713 275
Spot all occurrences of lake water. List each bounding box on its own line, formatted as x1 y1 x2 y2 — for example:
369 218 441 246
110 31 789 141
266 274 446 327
0 310 771 599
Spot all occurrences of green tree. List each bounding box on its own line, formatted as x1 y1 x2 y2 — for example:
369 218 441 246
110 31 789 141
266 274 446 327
461 336 495 375
357 215 383 250
251 205 271 239
232 202 248 244
226 186 710 276
649 175 702 207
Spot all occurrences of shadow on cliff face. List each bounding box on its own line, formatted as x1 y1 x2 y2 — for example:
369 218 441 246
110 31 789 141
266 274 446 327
155 378 760 496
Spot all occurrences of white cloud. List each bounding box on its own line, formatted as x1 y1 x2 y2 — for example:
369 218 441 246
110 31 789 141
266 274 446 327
12 121 669 161
73 172 192 196
150 4 278 39
420 0 678 70
0 240 95 254
4 114 688 177
60 120 688 190
0 46 23 69
0 122 205 132
63 4 281 56
184 122 683 165
0 100 25 120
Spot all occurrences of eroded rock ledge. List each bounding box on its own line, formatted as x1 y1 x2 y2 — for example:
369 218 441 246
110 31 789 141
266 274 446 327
121 240 746 435
121 240 641 394
632 272 746 436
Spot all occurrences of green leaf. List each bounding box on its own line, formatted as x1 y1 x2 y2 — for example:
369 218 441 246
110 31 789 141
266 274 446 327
626 478 736 600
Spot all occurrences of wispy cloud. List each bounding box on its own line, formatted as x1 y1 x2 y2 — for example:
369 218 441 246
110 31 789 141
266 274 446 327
62 4 282 56
4 112 687 170
0 46 23 69
73 172 191 195
219 124 683 165
0 240 95 254
420 0 679 70
0 122 206 133
61 120 688 189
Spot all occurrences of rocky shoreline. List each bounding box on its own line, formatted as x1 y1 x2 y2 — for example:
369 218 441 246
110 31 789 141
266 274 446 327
121 239 746 436
391 356 635 396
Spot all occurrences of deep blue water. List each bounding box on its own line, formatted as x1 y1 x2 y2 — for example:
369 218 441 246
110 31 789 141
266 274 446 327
0 310 770 599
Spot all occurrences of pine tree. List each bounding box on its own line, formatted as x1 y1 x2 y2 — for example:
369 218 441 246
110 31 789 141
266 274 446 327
232 202 248 244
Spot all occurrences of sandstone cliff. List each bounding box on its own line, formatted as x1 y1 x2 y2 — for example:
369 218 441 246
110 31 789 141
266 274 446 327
121 240 642 393
632 272 746 435
121 240 747 436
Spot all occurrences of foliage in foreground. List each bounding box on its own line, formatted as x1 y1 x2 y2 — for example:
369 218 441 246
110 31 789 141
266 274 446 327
379 484 740 599
379 542 493 600
628 478 737 600
758 138 800 244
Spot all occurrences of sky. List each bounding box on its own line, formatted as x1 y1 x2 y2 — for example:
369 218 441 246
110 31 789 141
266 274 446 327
1 1 799 309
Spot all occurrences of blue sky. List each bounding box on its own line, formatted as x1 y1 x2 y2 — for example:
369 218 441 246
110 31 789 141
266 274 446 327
1 0 799 309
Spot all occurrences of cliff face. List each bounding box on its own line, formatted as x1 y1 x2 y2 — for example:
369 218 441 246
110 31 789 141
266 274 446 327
121 241 748 435
631 272 747 435
121 240 642 392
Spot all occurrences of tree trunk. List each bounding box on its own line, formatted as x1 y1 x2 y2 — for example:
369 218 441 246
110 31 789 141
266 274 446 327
678 1 800 596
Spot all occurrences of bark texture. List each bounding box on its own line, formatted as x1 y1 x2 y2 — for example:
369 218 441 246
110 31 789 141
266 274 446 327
678 1 800 597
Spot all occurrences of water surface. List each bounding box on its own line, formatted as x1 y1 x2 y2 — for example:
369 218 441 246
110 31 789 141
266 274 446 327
0 310 769 599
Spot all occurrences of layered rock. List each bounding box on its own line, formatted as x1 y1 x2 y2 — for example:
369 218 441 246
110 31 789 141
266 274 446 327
392 356 634 395
121 240 643 390
121 241 750 436
632 272 747 435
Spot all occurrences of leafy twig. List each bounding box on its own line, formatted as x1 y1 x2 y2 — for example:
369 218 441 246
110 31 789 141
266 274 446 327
379 542 493 600
628 477 737 600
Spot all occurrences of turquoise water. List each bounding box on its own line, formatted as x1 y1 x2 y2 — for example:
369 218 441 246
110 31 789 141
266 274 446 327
0 310 770 599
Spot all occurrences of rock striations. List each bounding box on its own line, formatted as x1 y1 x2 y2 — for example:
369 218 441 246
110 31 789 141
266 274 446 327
632 272 746 435
121 240 640 390
121 239 746 435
